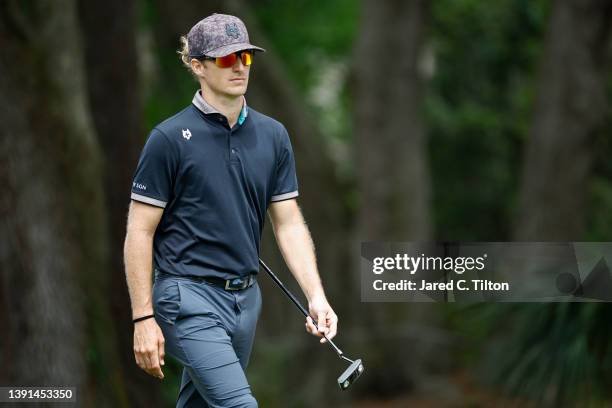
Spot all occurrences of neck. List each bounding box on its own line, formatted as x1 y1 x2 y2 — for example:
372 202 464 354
199 85 243 127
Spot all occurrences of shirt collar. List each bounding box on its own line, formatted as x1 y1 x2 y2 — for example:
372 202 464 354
192 90 249 125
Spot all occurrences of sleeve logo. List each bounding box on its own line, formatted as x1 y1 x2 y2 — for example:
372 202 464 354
133 182 147 190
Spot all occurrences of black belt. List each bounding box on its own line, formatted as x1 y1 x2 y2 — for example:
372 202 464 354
205 275 256 291
155 269 256 291
190 274 256 291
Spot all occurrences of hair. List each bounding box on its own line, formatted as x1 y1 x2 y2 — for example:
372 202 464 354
178 35 192 69
178 35 205 82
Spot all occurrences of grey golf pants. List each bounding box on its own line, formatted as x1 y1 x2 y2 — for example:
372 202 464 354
153 272 262 407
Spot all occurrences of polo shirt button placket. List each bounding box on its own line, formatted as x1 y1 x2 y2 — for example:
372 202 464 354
229 127 239 162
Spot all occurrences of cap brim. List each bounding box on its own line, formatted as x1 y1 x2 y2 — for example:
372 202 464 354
204 43 266 58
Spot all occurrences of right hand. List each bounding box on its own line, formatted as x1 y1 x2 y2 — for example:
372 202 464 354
133 317 165 379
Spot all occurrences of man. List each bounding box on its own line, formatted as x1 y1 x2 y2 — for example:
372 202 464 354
124 13 338 407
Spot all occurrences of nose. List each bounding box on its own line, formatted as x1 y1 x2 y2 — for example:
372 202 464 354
232 58 246 72
232 56 247 71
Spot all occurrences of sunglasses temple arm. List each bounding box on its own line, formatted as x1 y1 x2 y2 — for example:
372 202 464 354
258 258 346 359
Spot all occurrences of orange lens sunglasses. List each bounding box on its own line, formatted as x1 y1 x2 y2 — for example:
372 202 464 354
200 50 253 68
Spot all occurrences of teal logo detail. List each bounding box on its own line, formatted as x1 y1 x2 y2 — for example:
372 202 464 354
225 23 240 39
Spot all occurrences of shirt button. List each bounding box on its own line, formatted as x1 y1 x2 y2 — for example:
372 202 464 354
231 148 236 154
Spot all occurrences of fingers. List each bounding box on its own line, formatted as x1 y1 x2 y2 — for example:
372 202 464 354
133 320 165 380
305 316 319 336
157 327 165 367
306 313 338 344
316 311 329 343
134 345 164 379
305 314 334 342
317 311 328 335
326 313 338 341
305 301 339 344
141 349 153 370
134 345 144 369
147 350 164 379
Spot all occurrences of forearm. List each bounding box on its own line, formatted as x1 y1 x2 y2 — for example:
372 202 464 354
124 229 155 318
273 219 326 302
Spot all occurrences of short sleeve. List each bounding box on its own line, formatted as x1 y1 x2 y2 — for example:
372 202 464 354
130 129 178 208
270 127 299 202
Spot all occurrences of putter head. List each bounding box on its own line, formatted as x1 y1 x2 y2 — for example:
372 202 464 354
337 359 364 390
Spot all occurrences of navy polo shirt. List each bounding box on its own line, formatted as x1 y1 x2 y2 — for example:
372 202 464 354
130 90 299 279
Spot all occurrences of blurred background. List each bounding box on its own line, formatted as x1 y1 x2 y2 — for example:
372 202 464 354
1 0 612 406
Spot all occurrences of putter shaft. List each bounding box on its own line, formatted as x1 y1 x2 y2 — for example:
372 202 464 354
258 258 346 359
259 258 364 390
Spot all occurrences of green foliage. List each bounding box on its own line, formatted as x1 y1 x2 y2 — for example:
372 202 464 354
587 76 612 241
427 0 549 240
587 177 612 241
252 0 358 176
430 3 612 405
139 0 201 133
252 0 358 91
248 341 301 408
455 303 612 406
160 359 183 405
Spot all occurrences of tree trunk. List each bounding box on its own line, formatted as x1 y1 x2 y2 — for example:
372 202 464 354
0 0 126 405
77 1 159 406
514 0 612 241
354 0 432 241
351 0 452 398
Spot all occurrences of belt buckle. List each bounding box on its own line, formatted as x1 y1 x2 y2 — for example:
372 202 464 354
225 278 246 291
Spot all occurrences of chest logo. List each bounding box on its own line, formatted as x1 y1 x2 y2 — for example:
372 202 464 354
182 128 192 140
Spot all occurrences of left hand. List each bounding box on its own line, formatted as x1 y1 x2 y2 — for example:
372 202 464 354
306 295 338 343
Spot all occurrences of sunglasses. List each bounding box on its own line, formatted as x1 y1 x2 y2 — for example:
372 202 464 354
199 50 253 68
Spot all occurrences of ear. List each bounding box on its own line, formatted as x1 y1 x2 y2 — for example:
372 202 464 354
190 59 206 77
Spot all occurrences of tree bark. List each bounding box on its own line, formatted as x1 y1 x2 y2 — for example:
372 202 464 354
353 0 432 241
77 1 158 406
351 0 453 397
0 0 125 405
514 0 612 240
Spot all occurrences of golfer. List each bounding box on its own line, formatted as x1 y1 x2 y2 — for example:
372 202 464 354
124 13 338 407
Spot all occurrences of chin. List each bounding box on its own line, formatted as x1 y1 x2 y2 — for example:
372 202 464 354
225 87 247 97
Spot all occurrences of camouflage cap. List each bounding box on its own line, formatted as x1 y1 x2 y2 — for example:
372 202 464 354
187 13 265 58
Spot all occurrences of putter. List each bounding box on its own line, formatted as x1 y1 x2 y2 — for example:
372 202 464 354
259 258 365 390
